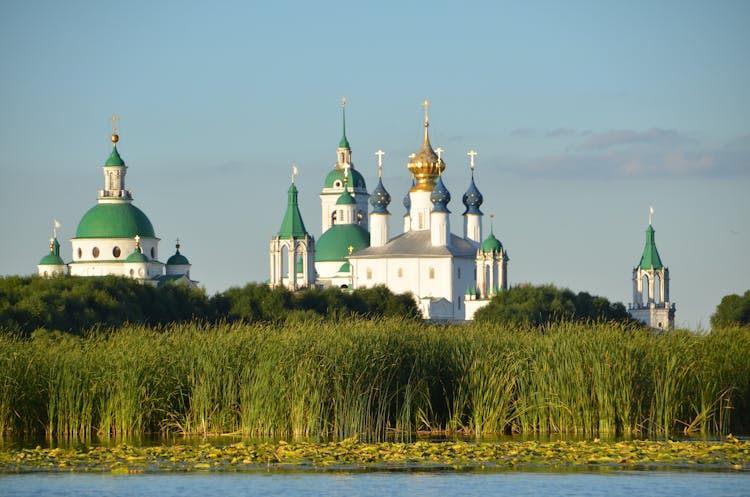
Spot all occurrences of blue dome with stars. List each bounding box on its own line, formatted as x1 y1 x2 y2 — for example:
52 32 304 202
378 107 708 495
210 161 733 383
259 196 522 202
430 176 451 213
462 176 483 215
370 177 391 214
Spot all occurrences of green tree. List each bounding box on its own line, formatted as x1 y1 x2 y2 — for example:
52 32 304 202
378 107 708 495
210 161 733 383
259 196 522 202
711 290 750 329
474 284 633 326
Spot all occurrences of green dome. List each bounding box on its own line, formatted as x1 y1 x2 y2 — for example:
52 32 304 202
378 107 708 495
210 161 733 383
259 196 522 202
125 248 149 263
167 251 190 266
481 230 503 254
39 253 65 266
315 224 370 262
336 190 356 205
75 203 155 239
324 168 366 190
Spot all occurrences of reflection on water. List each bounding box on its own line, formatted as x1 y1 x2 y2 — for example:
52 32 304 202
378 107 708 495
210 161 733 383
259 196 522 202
1 471 749 497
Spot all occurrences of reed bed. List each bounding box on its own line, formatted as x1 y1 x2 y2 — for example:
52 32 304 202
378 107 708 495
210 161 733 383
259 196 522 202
0 320 748 441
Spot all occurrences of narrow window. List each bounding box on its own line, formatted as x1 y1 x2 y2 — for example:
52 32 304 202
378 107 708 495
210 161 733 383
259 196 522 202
397 268 403 278
366 268 372 280
92 247 100 258
429 267 435 279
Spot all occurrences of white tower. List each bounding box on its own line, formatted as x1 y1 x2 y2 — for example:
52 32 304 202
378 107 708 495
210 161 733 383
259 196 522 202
270 168 315 290
462 150 483 247
629 208 675 330
320 98 369 233
475 218 508 299
369 150 391 248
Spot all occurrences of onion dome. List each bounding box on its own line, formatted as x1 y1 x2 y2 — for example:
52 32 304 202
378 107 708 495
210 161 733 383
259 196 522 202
370 178 391 214
403 179 414 212
481 228 503 254
336 189 356 205
315 224 370 262
462 176 483 215
39 237 64 266
407 102 445 192
430 176 451 213
166 241 190 266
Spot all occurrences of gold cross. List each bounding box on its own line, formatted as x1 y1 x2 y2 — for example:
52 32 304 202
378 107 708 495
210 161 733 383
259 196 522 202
422 99 430 124
375 150 385 177
111 115 119 134
468 150 477 171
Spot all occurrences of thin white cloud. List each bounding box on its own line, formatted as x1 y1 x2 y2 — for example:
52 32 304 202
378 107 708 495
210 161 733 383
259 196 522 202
506 129 749 178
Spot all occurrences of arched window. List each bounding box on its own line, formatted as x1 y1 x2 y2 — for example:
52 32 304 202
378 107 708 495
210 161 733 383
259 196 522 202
331 211 338 225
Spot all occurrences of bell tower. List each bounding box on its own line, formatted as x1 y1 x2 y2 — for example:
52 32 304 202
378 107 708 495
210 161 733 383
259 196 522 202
628 207 675 330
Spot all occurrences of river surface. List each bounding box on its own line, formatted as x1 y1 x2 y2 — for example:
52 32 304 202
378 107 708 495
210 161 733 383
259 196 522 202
2 470 748 497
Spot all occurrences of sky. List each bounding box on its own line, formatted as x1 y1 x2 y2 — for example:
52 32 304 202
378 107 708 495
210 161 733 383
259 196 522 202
1 0 748 330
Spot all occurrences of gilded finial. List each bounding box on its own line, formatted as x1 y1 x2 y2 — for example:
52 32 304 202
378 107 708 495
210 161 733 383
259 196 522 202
292 164 299 183
176 238 181 251
111 115 119 144
422 99 430 126
347 245 354 256
649 206 654 226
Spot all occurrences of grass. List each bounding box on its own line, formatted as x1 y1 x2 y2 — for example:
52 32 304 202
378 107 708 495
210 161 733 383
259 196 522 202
0 319 748 441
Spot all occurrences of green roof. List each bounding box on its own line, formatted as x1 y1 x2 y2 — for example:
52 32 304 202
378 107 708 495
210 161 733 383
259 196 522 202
75 203 155 239
125 248 149 263
336 190 356 205
315 224 370 262
39 253 65 266
105 146 125 166
324 168 366 190
481 229 503 254
166 250 190 266
278 183 309 239
638 224 664 270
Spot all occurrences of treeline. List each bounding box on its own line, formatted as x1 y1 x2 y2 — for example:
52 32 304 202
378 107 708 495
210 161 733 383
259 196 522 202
1 320 748 440
0 276 419 335
474 284 634 326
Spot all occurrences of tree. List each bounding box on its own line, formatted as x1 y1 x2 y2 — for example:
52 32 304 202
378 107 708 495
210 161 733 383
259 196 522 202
711 290 750 329
473 284 633 326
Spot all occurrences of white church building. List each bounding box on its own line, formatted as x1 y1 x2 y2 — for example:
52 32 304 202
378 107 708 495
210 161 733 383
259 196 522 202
269 101 508 320
37 120 197 287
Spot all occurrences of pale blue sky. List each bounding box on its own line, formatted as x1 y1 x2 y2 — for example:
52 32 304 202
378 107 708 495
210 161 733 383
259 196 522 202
1 0 748 329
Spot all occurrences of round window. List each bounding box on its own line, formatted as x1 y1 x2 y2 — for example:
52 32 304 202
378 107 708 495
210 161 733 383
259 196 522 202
77 248 82 259
138 268 145 276
334 180 342 187
92 247 100 258
113 246 121 258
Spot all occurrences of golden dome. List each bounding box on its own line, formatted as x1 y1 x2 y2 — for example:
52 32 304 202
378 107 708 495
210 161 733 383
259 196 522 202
111 133 119 144
408 103 445 192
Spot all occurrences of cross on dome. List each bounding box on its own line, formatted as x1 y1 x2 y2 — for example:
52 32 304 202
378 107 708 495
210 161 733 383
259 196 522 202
468 150 477 172
375 150 385 177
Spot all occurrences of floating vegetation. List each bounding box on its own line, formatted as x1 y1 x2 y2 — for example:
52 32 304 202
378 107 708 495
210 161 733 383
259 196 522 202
0 439 748 473
1 320 749 440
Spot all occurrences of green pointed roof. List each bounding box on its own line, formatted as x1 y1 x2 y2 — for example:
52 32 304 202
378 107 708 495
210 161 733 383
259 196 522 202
278 183 309 239
638 224 663 270
105 146 125 166
339 105 350 149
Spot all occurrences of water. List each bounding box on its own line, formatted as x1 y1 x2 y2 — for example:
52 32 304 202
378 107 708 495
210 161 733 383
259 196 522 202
1 471 748 497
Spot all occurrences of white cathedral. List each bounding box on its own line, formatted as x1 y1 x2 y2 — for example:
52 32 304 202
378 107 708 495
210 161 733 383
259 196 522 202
269 101 508 320
37 122 197 287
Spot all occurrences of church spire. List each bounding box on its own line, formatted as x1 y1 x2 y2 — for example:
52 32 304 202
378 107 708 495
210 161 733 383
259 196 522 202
339 96 350 149
99 115 131 202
